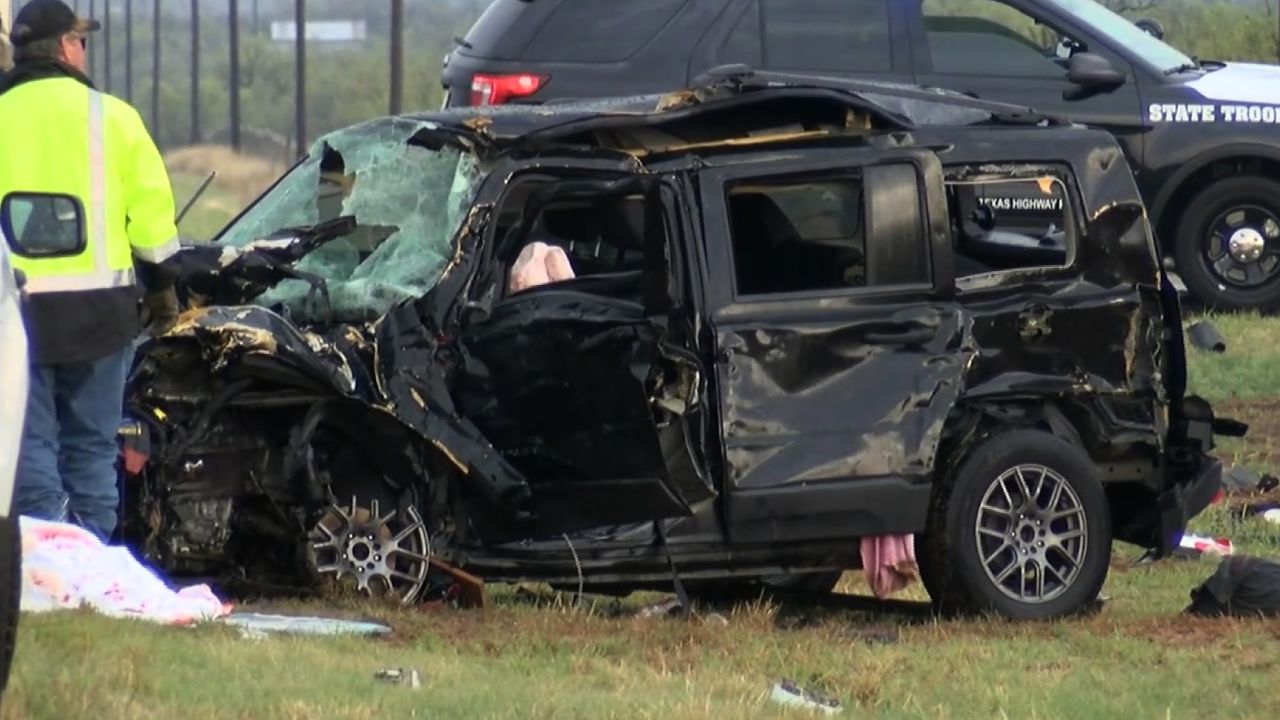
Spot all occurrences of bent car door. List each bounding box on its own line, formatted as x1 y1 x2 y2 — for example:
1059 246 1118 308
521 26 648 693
453 174 715 538
697 148 966 544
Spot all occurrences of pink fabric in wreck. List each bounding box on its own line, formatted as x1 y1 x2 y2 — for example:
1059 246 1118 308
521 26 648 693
860 534 919 599
509 242 576 293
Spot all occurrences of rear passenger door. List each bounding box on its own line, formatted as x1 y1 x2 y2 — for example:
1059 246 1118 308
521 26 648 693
689 0 910 84
697 149 966 545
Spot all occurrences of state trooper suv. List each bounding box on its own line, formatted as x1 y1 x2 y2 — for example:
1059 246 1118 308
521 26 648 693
445 0 1280 312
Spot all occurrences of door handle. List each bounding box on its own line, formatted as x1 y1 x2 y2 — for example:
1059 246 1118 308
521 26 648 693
865 328 934 345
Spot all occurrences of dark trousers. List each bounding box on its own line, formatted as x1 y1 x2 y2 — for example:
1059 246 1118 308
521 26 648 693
15 344 130 541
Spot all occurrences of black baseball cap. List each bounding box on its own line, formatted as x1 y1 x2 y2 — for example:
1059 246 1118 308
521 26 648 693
11 0 101 48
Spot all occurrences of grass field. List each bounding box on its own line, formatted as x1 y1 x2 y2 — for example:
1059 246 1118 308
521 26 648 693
4 319 1280 719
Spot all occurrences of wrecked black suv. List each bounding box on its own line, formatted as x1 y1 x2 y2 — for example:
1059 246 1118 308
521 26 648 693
118 75 1235 620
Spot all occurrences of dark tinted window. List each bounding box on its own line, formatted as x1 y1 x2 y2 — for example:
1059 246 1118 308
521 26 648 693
727 175 871 295
718 1 762 67
459 0 543 60
761 0 892 72
523 0 690 63
922 0 1074 78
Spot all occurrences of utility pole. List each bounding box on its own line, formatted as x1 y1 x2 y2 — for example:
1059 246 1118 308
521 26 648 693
190 0 200 144
124 0 132 102
294 0 306 157
390 0 403 115
229 0 240 151
251 0 258 35
151 0 160 138
103 0 110 93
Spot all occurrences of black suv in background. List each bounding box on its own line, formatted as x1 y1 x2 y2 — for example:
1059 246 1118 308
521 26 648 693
443 0 1280 313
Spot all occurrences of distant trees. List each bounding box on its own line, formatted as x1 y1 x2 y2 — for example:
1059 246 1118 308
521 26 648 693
84 0 1280 155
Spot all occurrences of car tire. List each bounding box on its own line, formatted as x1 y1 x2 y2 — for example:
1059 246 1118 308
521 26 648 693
0 513 19 695
923 429 1111 620
1174 176 1280 312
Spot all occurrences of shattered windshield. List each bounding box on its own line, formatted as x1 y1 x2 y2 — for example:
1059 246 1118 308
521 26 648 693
215 118 482 323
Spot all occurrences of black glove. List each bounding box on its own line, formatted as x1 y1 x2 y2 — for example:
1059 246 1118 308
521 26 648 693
140 288 180 335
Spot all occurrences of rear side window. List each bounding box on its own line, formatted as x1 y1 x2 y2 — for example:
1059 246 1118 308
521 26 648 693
522 0 690 63
459 0 543 60
760 0 893 72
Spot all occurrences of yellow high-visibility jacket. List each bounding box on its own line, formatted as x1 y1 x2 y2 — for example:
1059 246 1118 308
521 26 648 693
0 73 179 363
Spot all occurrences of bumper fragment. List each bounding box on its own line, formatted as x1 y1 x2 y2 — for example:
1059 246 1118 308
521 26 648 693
1156 454 1223 558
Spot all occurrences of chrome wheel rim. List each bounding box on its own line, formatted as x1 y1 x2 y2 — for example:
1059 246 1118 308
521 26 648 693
974 464 1087 604
308 495 431 604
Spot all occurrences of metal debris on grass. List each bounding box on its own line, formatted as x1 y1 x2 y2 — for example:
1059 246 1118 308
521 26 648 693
769 680 842 715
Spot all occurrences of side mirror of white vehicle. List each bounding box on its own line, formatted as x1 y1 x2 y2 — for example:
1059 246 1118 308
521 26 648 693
1 192 88 259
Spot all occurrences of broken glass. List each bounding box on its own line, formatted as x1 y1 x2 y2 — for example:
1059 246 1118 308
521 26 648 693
215 118 484 323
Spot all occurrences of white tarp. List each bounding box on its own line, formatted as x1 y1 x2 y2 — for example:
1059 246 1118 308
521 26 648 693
19 516 231 625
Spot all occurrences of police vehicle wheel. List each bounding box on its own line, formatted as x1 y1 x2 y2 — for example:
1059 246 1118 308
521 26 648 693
1175 177 1280 312
924 430 1111 620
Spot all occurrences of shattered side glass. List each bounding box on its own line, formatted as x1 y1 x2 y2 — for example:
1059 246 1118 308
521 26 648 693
215 118 483 323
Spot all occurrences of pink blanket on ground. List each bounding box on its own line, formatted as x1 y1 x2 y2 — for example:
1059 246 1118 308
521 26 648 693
19 516 232 625
860 534 919 599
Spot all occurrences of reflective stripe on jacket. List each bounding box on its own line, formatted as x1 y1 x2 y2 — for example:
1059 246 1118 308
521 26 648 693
0 77 179 293
0 74 179 364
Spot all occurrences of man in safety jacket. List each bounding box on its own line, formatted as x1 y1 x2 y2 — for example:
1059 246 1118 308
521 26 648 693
1 0 181 541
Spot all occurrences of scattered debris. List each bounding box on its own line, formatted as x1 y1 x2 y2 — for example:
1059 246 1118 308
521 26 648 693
427 558 489 609
219 613 392 637
18 516 230 626
1222 465 1263 493
702 612 729 627
769 680 842 715
1172 530 1233 558
1175 534 1234 559
1186 555 1280 617
1187 320 1227 353
637 597 683 618
375 668 422 689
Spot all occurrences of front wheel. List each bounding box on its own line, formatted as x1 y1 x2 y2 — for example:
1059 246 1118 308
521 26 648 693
923 430 1111 620
1174 176 1280 312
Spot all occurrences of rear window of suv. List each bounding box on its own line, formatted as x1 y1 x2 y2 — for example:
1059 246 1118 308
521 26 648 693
521 0 690 63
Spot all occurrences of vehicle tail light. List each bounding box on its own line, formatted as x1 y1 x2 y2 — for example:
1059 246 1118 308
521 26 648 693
470 73 548 106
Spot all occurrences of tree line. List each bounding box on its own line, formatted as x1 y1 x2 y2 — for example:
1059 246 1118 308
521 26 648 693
10 0 1279 157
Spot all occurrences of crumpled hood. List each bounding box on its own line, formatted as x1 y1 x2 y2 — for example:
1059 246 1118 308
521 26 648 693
1183 62 1280 107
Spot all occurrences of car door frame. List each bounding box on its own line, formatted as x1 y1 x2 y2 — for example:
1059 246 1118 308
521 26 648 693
695 146 963 545
451 162 718 540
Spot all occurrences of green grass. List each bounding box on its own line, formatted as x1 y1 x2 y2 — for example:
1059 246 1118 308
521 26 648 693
5 314 1280 719
6 539 1280 720
1185 312 1280 402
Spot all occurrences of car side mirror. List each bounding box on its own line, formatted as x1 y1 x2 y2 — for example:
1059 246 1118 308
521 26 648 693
1 193 87 258
1066 52 1126 89
1135 18 1164 40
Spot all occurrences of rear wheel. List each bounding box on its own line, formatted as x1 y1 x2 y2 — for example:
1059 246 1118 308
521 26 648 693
1174 177 1280 312
923 430 1111 620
